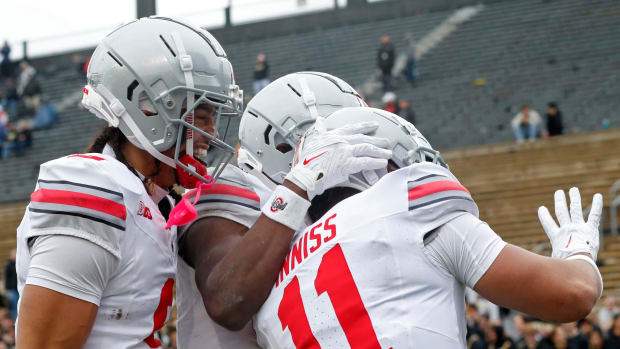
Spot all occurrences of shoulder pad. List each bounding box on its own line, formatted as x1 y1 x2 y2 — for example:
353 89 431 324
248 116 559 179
346 163 477 228
405 163 477 214
28 153 135 258
185 165 261 212
404 163 478 233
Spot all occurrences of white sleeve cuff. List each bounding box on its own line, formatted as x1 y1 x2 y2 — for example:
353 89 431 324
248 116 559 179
425 213 507 288
25 276 102 306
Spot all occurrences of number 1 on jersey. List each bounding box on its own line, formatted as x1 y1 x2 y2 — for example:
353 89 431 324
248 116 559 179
278 244 382 349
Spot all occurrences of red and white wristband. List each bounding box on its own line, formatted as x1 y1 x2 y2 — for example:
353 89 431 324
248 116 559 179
262 185 311 231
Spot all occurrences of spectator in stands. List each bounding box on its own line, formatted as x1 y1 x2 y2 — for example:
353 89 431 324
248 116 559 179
466 304 485 343
16 61 36 96
0 41 11 78
402 34 417 85
0 106 7 126
511 105 542 142
485 323 515 349
1 122 16 158
515 323 538 349
589 327 603 349
382 92 398 113
0 310 15 348
560 322 588 349
577 318 594 340
397 99 416 123
2 77 19 118
17 61 40 113
253 53 270 95
4 249 18 320
3 120 31 158
598 295 619 332
377 34 395 92
32 95 57 130
605 315 620 348
72 54 90 77
0 107 7 158
544 102 564 137
22 79 41 115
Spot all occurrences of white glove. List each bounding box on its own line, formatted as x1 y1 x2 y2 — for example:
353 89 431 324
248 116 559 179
285 118 392 200
537 187 603 261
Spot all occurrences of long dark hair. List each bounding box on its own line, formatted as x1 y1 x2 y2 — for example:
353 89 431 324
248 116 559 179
86 126 160 194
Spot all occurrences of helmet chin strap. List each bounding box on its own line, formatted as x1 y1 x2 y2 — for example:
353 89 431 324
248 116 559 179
298 77 319 120
171 31 195 159
237 147 277 191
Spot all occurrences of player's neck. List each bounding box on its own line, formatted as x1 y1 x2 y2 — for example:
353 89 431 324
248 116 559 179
121 142 175 189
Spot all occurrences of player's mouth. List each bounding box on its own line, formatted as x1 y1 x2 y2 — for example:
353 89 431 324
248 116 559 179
194 143 210 158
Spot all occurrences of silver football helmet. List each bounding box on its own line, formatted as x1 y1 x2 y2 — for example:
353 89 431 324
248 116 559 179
238 72 366 188
82 16 243 188
321 107 447 191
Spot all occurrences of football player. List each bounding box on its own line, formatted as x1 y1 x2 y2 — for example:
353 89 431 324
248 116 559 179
175 72 388 348
252 107 603 348
15 17 243 348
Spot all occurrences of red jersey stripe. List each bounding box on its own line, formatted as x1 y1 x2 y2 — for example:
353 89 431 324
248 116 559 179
31 189 127 220
408 180 470 201
67 154 106 161
184 183 260 202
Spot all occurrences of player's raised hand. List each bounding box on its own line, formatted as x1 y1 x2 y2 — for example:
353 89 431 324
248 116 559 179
537 187 603 260
285 118 392 200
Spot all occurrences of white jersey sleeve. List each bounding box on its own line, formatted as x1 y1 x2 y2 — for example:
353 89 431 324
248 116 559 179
25 234 119 305
27 154 127 258
424 213 507 288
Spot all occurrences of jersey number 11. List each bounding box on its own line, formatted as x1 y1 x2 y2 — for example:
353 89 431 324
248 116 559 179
278 243 383 348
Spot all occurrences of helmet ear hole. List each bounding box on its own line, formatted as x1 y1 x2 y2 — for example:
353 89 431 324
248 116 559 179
275 143 293 154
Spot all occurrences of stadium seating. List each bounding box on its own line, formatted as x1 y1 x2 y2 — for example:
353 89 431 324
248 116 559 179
400 0 620 149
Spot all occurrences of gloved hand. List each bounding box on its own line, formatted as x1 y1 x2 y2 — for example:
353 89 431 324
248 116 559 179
285 118 392 200
538 187 603 261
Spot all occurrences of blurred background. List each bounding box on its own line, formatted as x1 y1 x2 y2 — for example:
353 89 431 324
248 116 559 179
1 0 620 348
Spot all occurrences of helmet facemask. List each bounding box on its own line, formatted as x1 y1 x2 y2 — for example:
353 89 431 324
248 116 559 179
82 17 243 190
155 86 242 188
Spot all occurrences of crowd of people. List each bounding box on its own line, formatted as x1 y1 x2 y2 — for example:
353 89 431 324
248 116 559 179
0 41 57 160
463 292 620 349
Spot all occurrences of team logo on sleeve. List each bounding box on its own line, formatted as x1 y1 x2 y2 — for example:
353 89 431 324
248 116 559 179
270 197 288 212
137 201 153 220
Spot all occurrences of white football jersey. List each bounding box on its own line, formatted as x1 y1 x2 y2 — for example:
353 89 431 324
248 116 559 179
254 163 480 348
176 165 272 349
16 151 177 348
